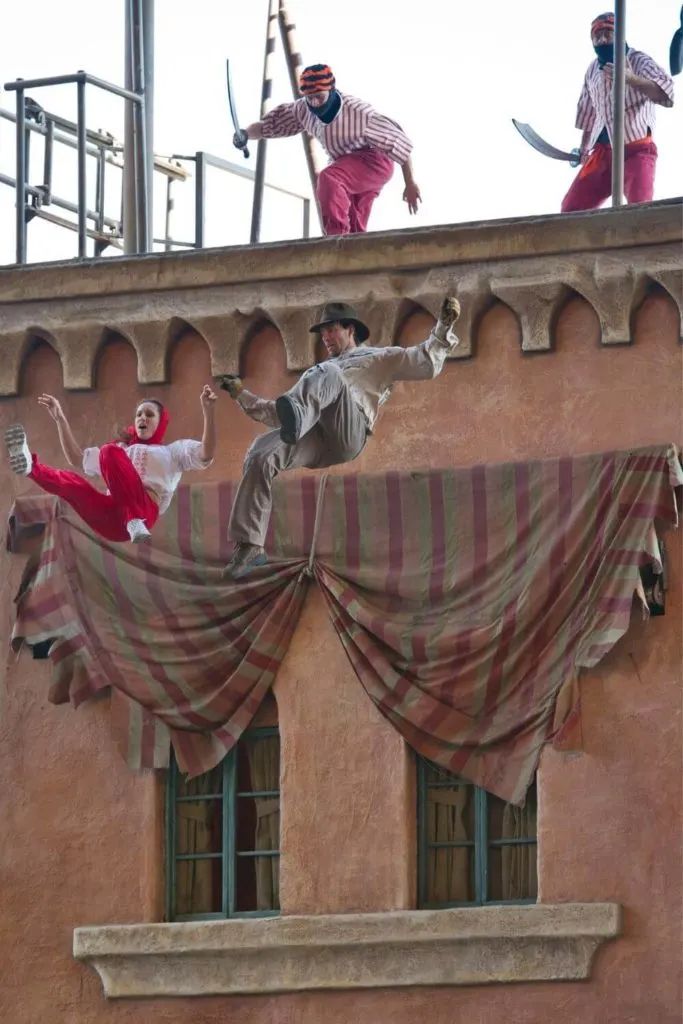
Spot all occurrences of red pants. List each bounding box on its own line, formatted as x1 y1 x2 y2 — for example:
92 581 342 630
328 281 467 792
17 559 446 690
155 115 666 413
317 149 394 235
561 140 658 212
29 443 159 542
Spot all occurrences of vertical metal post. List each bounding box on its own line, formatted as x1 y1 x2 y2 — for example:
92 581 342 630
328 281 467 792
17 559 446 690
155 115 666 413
43 118 54 201
142 0 155 247
15 81 27 264
123 0 138 252
195 151 206 248
302 197 310 239
23 117 31 198
95 149 106 233
250 0 280 244
132 0 150 252
95 147 106 257
76 73 88 258
164 175 174 251
124 0 151 252
278 0 322 230
611 0 626 207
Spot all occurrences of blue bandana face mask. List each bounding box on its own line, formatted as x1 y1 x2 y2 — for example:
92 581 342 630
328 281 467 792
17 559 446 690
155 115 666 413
594 41 628 68
306 89 341 123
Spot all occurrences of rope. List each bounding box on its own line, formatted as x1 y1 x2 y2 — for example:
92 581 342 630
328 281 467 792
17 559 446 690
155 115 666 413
302 472 328 578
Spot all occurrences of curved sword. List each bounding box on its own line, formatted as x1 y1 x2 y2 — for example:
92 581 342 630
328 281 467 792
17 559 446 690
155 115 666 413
512 119 581 167
670 5 683 75
226 59 250 160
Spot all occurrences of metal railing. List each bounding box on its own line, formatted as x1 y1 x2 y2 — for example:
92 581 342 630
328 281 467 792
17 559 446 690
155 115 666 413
0 106 125 254
4 71 147 263
168 152 310 251
0 93 311 264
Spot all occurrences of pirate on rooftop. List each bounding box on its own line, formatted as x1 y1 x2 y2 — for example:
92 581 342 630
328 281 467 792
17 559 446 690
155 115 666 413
561 11 674 212
233 63 421 236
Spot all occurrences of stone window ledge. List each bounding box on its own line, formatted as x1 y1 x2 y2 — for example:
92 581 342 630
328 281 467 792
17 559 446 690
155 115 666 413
73 902 622 999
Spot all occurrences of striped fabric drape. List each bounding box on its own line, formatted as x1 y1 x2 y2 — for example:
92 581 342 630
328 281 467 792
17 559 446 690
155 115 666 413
8 445 681 804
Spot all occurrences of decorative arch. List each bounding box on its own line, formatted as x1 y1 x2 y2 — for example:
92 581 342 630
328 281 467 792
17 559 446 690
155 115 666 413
237 315 292 396
475 296 523 355
16 327 64 395
164 318 213 383
631 276 681 344
550 285 601 351
91 326 140 391
238 314 284 377
392 298 435 347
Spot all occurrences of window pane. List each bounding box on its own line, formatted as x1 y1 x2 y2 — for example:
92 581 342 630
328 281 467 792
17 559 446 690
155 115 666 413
487 780 538 902
234 854 281 913
238 734 280 794
426 779 475 845
175 857 223 917
177 764 223 799
488 780 537 842
176 797 223 856
168 733 281 921
426 846 475 904
235 733 280 913
488 843 538 902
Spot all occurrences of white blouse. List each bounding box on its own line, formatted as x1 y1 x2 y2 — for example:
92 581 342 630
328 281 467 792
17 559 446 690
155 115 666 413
82 440 211 514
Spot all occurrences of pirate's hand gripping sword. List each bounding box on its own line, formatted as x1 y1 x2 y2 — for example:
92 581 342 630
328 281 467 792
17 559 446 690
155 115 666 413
226 60 250 159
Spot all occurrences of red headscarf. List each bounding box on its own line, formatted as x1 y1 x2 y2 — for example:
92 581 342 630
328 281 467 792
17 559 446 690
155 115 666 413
591 12 615 38
120 401 170 447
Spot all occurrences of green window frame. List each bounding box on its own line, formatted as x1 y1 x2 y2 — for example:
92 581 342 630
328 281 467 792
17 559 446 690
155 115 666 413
165 726 280 922
417 757 537 908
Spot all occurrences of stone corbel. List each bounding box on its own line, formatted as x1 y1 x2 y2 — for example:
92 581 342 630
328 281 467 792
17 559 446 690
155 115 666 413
441 284 490 360
0 331 31 397
115 321 167 385
490 280 567 353
54 325 107 390
73 902 622 999
572 259 637 346
267 307 319 371
402 269 477 359
354 296 404 348
186 315 240 376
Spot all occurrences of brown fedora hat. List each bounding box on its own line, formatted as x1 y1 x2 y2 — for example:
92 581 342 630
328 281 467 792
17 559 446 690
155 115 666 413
309 302 370 343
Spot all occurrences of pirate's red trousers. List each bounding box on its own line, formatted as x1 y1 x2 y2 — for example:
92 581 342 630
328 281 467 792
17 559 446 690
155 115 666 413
317 148 394 235
29 443 159 542
561 138 658 212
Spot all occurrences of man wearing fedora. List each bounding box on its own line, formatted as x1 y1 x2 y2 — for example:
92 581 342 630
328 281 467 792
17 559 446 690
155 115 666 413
219 297 460 579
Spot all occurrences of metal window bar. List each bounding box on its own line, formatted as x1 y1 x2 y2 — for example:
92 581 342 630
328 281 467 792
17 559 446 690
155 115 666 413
165 726 280 922
417 757 537 908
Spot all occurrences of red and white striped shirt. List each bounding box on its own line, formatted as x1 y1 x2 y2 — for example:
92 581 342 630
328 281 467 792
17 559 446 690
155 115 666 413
575 49 674 149
261 91 413 164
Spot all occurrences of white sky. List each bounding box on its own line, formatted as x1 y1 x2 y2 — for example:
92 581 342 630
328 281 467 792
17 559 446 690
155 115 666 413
0 0 680 264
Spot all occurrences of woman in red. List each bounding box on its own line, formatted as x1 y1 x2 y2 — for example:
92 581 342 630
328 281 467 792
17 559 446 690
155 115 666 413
5 386 217 544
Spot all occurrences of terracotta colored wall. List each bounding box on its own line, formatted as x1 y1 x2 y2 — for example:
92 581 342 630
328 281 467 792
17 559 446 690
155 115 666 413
0 290 680 1022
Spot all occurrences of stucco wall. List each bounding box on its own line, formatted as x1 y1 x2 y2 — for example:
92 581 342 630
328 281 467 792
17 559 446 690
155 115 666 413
0 244 680 1022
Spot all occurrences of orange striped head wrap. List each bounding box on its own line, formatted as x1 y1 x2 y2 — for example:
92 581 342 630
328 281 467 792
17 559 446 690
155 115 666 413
299 64 336 95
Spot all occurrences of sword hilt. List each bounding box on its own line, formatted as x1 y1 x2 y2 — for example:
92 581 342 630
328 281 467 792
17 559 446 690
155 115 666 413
570 148 581 169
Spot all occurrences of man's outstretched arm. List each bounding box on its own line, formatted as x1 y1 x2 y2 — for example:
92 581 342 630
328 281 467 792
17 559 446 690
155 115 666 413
217 376 280 429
